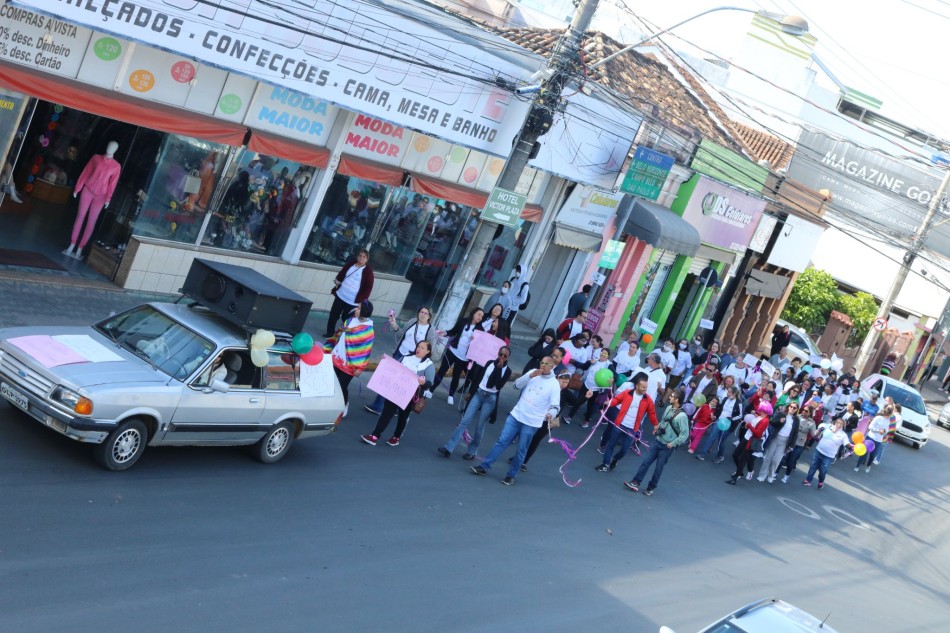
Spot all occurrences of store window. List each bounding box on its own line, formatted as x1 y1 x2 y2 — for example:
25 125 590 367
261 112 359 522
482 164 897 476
201 151 315 256
302 173 391 268
132 134 228 245
475 222 529 288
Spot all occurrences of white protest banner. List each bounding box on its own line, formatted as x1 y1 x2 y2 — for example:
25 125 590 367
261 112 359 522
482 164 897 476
299 356 335 398
699 319 715 330
744 353 759 368
640 318 658 334
367 355 420 409
759 360 777 379
466 330 506 366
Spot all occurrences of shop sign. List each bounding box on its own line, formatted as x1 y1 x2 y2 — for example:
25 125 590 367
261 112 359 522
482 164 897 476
244 84 339 144
557 187 623 233
619 146 674 200
13 0 534 157
699 318 715 330
748 214 777 253
597 239 625 269
342 113 412 165
0 88 25 161
590 271 606 286
0 5 91 77
117 46 197 106
640 317 658 334
585 308 603 332
483 187 526 227
681 176 766 253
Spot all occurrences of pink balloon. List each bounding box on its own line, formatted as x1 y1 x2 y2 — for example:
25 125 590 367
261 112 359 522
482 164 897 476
561 349 571 366
300 346 324 366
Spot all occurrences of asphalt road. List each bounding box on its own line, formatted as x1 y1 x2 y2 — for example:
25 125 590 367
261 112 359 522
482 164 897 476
2 385 950 633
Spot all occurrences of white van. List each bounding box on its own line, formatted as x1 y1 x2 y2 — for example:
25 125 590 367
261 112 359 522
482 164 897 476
860 374 931 449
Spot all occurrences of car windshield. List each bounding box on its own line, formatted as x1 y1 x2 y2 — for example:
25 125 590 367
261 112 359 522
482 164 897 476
94 305 215 381
883 384 927 416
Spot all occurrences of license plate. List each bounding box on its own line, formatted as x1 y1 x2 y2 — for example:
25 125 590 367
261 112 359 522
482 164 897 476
1 381 29 411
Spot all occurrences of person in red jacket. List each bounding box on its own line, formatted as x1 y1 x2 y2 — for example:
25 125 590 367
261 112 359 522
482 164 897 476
556 309 588 341
726 401 773 485
595 373 658 471
688 396 719 453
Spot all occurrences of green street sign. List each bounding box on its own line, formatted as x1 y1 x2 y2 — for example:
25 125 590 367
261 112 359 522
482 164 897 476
619 146 674 200
598 239 625 269
483 187 526 227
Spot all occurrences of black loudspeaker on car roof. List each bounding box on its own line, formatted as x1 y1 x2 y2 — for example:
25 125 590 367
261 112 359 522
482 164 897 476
181 259 313 334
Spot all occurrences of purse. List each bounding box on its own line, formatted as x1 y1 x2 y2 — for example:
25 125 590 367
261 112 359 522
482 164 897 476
412 396 427 415
568 372 584 391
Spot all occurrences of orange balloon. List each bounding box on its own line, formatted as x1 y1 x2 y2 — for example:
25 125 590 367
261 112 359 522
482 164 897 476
641 333 653 344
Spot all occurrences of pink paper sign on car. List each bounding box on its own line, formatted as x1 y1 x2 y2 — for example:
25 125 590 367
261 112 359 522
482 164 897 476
8 335 88 368
466 330 506 366
367 355 421 409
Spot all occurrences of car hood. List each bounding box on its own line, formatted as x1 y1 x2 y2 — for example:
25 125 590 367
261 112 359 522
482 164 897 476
1 325 170 388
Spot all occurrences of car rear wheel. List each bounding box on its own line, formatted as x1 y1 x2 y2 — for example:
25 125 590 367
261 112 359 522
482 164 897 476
94 419 148 471
254 421 295 464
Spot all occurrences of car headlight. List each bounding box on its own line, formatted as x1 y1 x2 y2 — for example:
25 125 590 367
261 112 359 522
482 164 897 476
50 386 93 415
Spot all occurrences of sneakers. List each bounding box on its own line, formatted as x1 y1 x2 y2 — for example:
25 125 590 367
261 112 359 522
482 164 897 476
360 434 378 446
437 446 451 458
447 395 454 405
865 467 871 473
695 454 705 461
386 437 400 447
609 458 618 471
767 475 775 484
687 449 695 454
581 421 590 428
364 405 381 415
873 459 880 465
853 466 860 472
781 475 789 484
745 472 754 481
624 480 640 492
597 446 606 454
643 488 654 496
713 456 725 464
520 463 527 473
501 476 515 486
756 476 766 483
343 403 349 418
563 416 571 425
461 453 475 460
725 477 737 485
470 465 487 476
594 464 609 472
802 479 811 486
817 482 824 489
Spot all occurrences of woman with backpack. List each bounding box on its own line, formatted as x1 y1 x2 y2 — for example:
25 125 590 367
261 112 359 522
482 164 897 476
364 305 434 415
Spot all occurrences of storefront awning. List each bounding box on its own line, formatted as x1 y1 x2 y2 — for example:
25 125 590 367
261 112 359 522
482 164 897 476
248 132 329 169
411 176 487 209
553 222 604 252
521 203 543 223
337 156 404 187
0 62 247 147
623 199 701 257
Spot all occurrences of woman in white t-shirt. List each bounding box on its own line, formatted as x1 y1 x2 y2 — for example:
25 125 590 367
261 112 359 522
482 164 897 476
325 248 374 337
364 305 433 415
613 340 641 378
431 307 484 406
803 418 853 488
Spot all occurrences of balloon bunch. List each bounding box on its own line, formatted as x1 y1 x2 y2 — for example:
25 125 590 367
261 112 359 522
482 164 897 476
851 431 875 457
292 332 323 366
249 329 276 367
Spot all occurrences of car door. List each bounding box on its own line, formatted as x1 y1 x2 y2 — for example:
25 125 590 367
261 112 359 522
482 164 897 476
163 349 266 445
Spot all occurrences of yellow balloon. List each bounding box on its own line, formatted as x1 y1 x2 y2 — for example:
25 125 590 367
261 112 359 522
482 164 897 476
251 329 276 349
250 347 269 368
853 443 867 456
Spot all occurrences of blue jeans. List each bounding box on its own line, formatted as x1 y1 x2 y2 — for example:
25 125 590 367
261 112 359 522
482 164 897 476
631 441 674 490
480 414 539 478
781 444 806 476
602 425 634 466
444 389 497 456
699 426 732 459
805 451 834 483
872 441 887 464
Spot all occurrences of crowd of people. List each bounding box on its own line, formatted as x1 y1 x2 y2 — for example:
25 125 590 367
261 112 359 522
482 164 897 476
320 256 902 493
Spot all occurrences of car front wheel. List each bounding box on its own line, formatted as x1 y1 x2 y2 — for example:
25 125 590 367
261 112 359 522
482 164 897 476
254 421 295 464
94 419 148 471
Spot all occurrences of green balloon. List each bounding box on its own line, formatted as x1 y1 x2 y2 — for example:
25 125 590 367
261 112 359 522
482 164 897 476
615 374 628 387
595 368 613 388
692 393 707 406
291 332 314 355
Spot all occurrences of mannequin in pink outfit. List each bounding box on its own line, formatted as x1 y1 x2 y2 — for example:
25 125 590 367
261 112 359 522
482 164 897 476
63 141 122 260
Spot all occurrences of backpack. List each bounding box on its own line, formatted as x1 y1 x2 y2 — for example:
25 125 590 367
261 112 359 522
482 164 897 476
519 286 531 311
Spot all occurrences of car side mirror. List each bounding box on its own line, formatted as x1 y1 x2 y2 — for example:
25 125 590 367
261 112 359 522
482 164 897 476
209 378 230 393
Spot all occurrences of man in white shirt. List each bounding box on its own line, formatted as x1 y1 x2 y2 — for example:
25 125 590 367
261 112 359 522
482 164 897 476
470 355 561 485
769 347 792 372
722 355 751 388
644 352 668 403
656 339 676 375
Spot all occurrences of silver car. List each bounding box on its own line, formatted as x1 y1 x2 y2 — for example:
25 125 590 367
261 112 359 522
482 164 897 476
0 302 344 470
661 597 839 632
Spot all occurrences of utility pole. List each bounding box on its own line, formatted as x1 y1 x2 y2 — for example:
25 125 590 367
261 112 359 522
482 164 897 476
433 0 601 336
853 168 950 375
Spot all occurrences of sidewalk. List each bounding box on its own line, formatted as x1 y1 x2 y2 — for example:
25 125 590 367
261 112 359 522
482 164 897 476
0 267 538 376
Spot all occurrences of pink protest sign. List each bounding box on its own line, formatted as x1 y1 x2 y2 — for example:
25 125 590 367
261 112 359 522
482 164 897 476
367 355 421 409
8 335 88 368
466 330 505 366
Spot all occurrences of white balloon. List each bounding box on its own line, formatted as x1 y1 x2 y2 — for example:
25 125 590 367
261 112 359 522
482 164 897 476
250 347 269 368
820 358 832 369
831 359 844 371
251 329 276 349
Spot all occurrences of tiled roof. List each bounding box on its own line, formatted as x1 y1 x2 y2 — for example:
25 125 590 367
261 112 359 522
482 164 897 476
730 121 795 170
488 27 743 153
829 310 853 327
